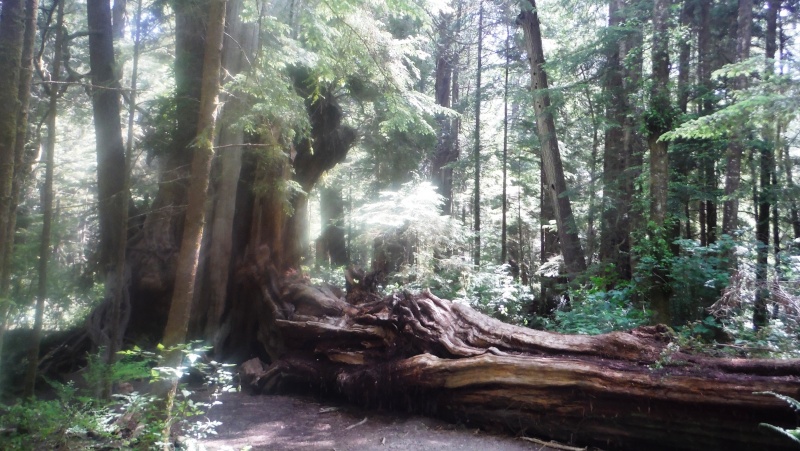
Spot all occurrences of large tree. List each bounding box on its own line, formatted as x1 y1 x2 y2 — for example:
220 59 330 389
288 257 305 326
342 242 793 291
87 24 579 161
518 0 586 278
86 0 127 360
0 0 26 349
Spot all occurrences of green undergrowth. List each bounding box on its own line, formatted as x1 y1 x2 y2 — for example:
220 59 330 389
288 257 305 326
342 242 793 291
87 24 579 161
0 343 236 450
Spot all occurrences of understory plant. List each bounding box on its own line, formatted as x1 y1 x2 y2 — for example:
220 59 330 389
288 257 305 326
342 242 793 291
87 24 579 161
0 343 235 450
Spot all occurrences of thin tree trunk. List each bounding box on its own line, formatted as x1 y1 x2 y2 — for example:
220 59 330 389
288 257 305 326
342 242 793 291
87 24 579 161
432 11 456 216
501 23 509 264
721 0 753 236
582 71 599 266
473 0 484 267
754 0 780 329
24 0 64 397
519 0 586 278
698 0 717 246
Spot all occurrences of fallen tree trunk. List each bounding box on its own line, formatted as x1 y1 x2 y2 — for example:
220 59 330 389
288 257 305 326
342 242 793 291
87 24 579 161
236 252 800 450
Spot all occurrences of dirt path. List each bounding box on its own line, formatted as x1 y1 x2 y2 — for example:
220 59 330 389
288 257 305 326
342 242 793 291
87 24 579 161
198 391 563 451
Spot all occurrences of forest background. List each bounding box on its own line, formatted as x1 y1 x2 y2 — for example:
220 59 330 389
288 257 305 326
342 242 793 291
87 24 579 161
1 0 800 446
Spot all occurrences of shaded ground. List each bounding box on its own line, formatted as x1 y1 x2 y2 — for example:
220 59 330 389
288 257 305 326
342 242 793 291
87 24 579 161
199 391 564 451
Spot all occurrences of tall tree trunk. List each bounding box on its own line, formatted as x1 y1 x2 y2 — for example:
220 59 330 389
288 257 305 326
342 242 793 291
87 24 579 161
104 0 142 399
24 0 64 397
501 23 510 264
87 0 127 361
473 0 484 267
599 0 634 283
431 12 457 216
0 0 26 359
0 0 37 379
646 0 673 325
721 0 753 236
582 73 599 266
698 0 717 246
202 0 260 340
519 0 587 278
160 1 226 433
754 0 781 329
128 0 208 341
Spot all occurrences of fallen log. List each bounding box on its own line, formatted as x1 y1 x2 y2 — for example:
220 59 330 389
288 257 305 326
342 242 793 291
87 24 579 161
236 258 800 450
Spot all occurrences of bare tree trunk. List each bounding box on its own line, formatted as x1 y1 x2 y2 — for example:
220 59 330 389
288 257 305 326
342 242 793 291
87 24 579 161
0 0 26 359
501 23 510 264
128 0 208 340
431 11 457 216
473 0 484 267
754 0 780 329
519 0 586 278
599 0 635 282
0 0 37 382
162 0 226 358
87 0 128 367
698 0 717 246
721 0 753 236
645 0 673 325
24 0 64 397
203 0 260 340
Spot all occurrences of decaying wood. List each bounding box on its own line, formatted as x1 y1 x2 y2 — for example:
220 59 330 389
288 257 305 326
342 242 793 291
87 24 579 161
238 256 800 451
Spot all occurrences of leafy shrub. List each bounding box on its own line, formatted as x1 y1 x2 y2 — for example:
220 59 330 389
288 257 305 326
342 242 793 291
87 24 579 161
548 284 649 335
453 263 534 325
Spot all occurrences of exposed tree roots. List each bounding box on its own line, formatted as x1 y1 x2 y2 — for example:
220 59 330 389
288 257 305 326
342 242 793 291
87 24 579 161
238 260 800 451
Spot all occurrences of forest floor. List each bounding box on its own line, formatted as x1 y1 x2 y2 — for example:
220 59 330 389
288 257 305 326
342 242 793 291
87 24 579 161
196 390 565 451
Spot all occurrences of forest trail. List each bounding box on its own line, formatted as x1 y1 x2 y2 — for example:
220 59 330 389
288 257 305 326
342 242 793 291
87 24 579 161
199 391 561 451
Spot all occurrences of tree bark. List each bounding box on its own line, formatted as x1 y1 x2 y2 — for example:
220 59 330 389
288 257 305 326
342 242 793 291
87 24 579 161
237 263 800 451
754 0 781 329
128 0 208 340
0 0 37 379
645 0 673 325
0 0 26 346
162 0 226 356
599 0 634 282
519 0 586 278
202 0 259 340
87 0 128 362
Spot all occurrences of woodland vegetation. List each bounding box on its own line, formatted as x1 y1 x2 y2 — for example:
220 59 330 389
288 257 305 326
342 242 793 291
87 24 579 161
1 0 800 449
